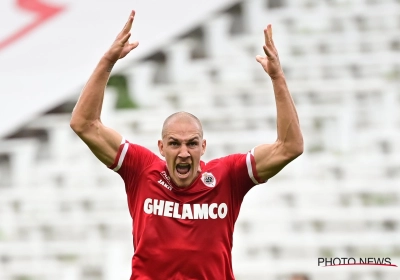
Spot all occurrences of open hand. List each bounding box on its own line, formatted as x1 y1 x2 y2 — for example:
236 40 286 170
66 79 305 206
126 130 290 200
256 25 284 80
104 10 139 63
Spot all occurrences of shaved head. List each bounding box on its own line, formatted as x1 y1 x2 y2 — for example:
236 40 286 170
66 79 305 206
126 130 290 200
162 112 203 139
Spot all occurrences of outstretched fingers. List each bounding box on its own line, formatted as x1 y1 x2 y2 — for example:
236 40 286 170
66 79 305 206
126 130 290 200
121 10 135 36
263 24 276 58
120 32 131 46
263 45 272 57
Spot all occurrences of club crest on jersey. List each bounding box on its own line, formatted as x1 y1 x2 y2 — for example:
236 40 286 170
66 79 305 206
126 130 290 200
201 172 216 188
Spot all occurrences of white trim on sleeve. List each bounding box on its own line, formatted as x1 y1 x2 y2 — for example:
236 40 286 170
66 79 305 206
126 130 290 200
246 151 259 185
113 137 129 172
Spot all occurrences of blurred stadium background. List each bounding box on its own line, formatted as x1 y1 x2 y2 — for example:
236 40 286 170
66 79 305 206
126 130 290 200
1 0 400 279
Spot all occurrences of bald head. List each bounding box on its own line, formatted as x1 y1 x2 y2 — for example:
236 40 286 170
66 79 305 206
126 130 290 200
162 112 203 139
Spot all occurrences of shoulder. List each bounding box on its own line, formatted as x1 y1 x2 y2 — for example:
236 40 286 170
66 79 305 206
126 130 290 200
109 138 162 174
201 153 247 178
205 151 264 186
205 153 248 168
124 141 160 161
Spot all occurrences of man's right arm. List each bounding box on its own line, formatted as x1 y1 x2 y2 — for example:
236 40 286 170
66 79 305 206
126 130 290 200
70 11 139 167
70 55 123 166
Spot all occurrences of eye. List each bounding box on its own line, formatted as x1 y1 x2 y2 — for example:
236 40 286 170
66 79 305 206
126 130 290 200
188 142 198 147
169 141 179 146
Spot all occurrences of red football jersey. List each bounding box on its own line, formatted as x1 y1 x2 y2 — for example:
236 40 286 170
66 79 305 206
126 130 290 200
109 138 264 280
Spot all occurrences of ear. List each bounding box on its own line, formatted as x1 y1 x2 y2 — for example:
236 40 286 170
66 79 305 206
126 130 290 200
201 139 206 156
158 140 165 157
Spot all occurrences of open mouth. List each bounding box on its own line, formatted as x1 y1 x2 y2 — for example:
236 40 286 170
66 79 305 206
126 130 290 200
176 163 191 175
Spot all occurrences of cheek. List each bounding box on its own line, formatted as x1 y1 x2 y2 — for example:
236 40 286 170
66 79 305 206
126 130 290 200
192 150 202 160
166 152 176 164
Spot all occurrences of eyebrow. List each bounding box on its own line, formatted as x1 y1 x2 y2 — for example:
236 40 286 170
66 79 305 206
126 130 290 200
168 137 200 142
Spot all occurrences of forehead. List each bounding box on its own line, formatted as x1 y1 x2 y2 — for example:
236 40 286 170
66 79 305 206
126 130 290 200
163 118 202 139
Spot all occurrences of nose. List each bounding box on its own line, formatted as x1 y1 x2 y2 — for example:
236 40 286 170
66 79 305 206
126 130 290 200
178 145 190 159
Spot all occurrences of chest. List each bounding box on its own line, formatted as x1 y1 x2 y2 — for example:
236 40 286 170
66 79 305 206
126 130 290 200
130 168 232 221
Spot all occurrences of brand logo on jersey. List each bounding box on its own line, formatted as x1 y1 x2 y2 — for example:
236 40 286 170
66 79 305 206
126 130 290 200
143 198 228 220
160 171 171 182
158 179 172 191
201 172 216 187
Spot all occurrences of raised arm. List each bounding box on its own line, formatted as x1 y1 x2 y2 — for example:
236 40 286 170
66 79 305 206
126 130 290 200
253 24 303 181
70 11 139 166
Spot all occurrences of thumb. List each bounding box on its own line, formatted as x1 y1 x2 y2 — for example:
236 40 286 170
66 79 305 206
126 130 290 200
130 41 139 50
255 55 263 63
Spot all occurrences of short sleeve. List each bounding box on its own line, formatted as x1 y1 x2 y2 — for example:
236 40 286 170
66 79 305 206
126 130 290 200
108 138 159 192
223 148 267 200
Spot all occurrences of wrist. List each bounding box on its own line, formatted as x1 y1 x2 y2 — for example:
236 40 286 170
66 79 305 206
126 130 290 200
270 72 285 82
100 56 117 72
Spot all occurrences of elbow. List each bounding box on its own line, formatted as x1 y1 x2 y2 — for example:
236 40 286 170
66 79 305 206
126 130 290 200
70 122 84 136
70 122 81 135
292 144 304 158
70 117 97 136
283 138 304 160
70 117 83 134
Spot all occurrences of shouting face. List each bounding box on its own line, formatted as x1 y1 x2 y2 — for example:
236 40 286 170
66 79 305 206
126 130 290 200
158 112 206 188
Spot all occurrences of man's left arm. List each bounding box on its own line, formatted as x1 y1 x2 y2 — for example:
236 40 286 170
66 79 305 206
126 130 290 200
254 24 304 182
